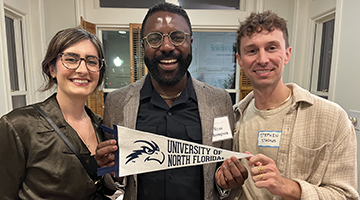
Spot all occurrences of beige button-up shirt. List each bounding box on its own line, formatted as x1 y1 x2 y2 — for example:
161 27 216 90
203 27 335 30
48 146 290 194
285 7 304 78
233 83 358 200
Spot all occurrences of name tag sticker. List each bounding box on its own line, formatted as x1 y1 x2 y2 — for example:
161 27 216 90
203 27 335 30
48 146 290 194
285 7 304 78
257 131 282 148
212 116 233 142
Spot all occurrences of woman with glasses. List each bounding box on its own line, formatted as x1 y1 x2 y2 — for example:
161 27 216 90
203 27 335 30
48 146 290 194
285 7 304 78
0 27 116 199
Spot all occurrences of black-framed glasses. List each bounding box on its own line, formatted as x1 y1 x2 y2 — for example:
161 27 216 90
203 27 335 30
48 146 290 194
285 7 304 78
58 52 104 72
143 30 191 48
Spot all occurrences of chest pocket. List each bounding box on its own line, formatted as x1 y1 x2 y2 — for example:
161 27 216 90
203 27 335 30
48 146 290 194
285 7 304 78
184 125 202 143
137 125 157 134
289 142 331 185
137 124 202 144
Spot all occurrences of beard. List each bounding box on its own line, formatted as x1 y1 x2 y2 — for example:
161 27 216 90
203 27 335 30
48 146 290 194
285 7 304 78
144 51 192 86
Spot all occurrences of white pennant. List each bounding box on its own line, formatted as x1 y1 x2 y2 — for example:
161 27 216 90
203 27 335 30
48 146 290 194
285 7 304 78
114 125 250 177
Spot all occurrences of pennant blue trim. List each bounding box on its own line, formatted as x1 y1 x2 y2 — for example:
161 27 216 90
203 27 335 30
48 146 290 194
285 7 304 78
113 124 120 177
97 166 115 176
101 124 117 135
97 124 120 176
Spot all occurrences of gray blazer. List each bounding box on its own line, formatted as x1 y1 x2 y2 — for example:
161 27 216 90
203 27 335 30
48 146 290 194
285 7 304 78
103 75 235 200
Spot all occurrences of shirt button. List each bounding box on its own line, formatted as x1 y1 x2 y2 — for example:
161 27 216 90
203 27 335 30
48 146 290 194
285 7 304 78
168 112 172 116
169 174 173 179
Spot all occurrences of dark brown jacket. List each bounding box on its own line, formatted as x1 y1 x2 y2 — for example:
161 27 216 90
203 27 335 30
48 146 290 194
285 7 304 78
0 94 107 199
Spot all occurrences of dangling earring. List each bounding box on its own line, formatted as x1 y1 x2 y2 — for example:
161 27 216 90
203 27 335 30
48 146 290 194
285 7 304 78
52 74 56 79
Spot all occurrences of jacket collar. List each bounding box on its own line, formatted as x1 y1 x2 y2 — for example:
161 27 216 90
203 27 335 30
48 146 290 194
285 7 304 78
35 93 66 133
35 93 102 134
234 83 314 118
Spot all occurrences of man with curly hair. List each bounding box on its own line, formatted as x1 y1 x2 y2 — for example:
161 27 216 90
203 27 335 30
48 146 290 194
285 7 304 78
216 10 358 199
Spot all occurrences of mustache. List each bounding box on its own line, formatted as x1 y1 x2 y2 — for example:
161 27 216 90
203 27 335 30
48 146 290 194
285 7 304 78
154 51 181 61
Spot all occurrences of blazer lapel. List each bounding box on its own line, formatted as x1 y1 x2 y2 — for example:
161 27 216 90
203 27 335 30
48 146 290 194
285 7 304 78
192 78 214 147
123 77 146 129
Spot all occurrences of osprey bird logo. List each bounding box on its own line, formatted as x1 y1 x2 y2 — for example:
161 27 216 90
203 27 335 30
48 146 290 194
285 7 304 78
125 140 165 165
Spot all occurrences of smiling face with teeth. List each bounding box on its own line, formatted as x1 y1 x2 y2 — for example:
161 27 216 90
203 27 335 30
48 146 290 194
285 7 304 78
236 29 291 90
50 39 100 100
142 11 193 86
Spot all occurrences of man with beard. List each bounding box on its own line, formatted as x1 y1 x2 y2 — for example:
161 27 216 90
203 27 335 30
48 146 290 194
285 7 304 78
94 2 247 200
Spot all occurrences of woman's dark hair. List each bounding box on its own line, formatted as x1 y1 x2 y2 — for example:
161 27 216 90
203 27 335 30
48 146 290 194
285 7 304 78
41 27 106 91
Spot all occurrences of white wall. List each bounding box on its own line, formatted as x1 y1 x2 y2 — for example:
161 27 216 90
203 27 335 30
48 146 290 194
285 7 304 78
332 0 360 113
291 0 337 88
0 0 9 115
262 0 295 84
27 0 49 103
331 0 360 190
289 0 310 86
3 0 29 10
43 0 77 45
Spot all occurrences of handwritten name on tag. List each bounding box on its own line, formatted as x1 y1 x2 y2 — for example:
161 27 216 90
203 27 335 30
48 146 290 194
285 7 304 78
212 116 233 142
257 131 282 148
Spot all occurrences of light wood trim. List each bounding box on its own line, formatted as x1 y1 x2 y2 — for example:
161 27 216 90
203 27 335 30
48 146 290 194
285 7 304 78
129 23 147 83
81 16 104 117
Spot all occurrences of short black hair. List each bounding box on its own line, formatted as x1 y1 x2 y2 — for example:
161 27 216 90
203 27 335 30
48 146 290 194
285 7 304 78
141 2 192 38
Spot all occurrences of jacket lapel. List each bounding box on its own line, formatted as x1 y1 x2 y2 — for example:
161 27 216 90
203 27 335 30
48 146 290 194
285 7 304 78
192 78 214 146
123 77 146 129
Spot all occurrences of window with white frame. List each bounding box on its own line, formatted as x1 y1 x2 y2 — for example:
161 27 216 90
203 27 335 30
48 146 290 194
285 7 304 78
101 29 131 90
5 10 28 109
189 31 238 103
310 12 335 99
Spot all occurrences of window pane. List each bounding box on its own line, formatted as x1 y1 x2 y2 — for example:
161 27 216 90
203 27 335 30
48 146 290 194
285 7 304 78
317 19 335 92
99 0 165 8
20 21 27 90
178 0 240 10
189 32 236 89
229 93 236 105
12 95 26 109
5 16 19 91
102 31 131 89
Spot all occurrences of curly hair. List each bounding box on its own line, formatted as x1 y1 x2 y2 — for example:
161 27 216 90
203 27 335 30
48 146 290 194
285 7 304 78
237 10 289 55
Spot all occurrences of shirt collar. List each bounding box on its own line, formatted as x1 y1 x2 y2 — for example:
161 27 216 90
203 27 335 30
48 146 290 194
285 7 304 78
140 74 153 101
184 72 197 102
139 72 197 103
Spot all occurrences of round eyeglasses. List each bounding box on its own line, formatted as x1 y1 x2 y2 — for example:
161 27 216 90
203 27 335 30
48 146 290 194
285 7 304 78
143 30 191 48
58 53 104 72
